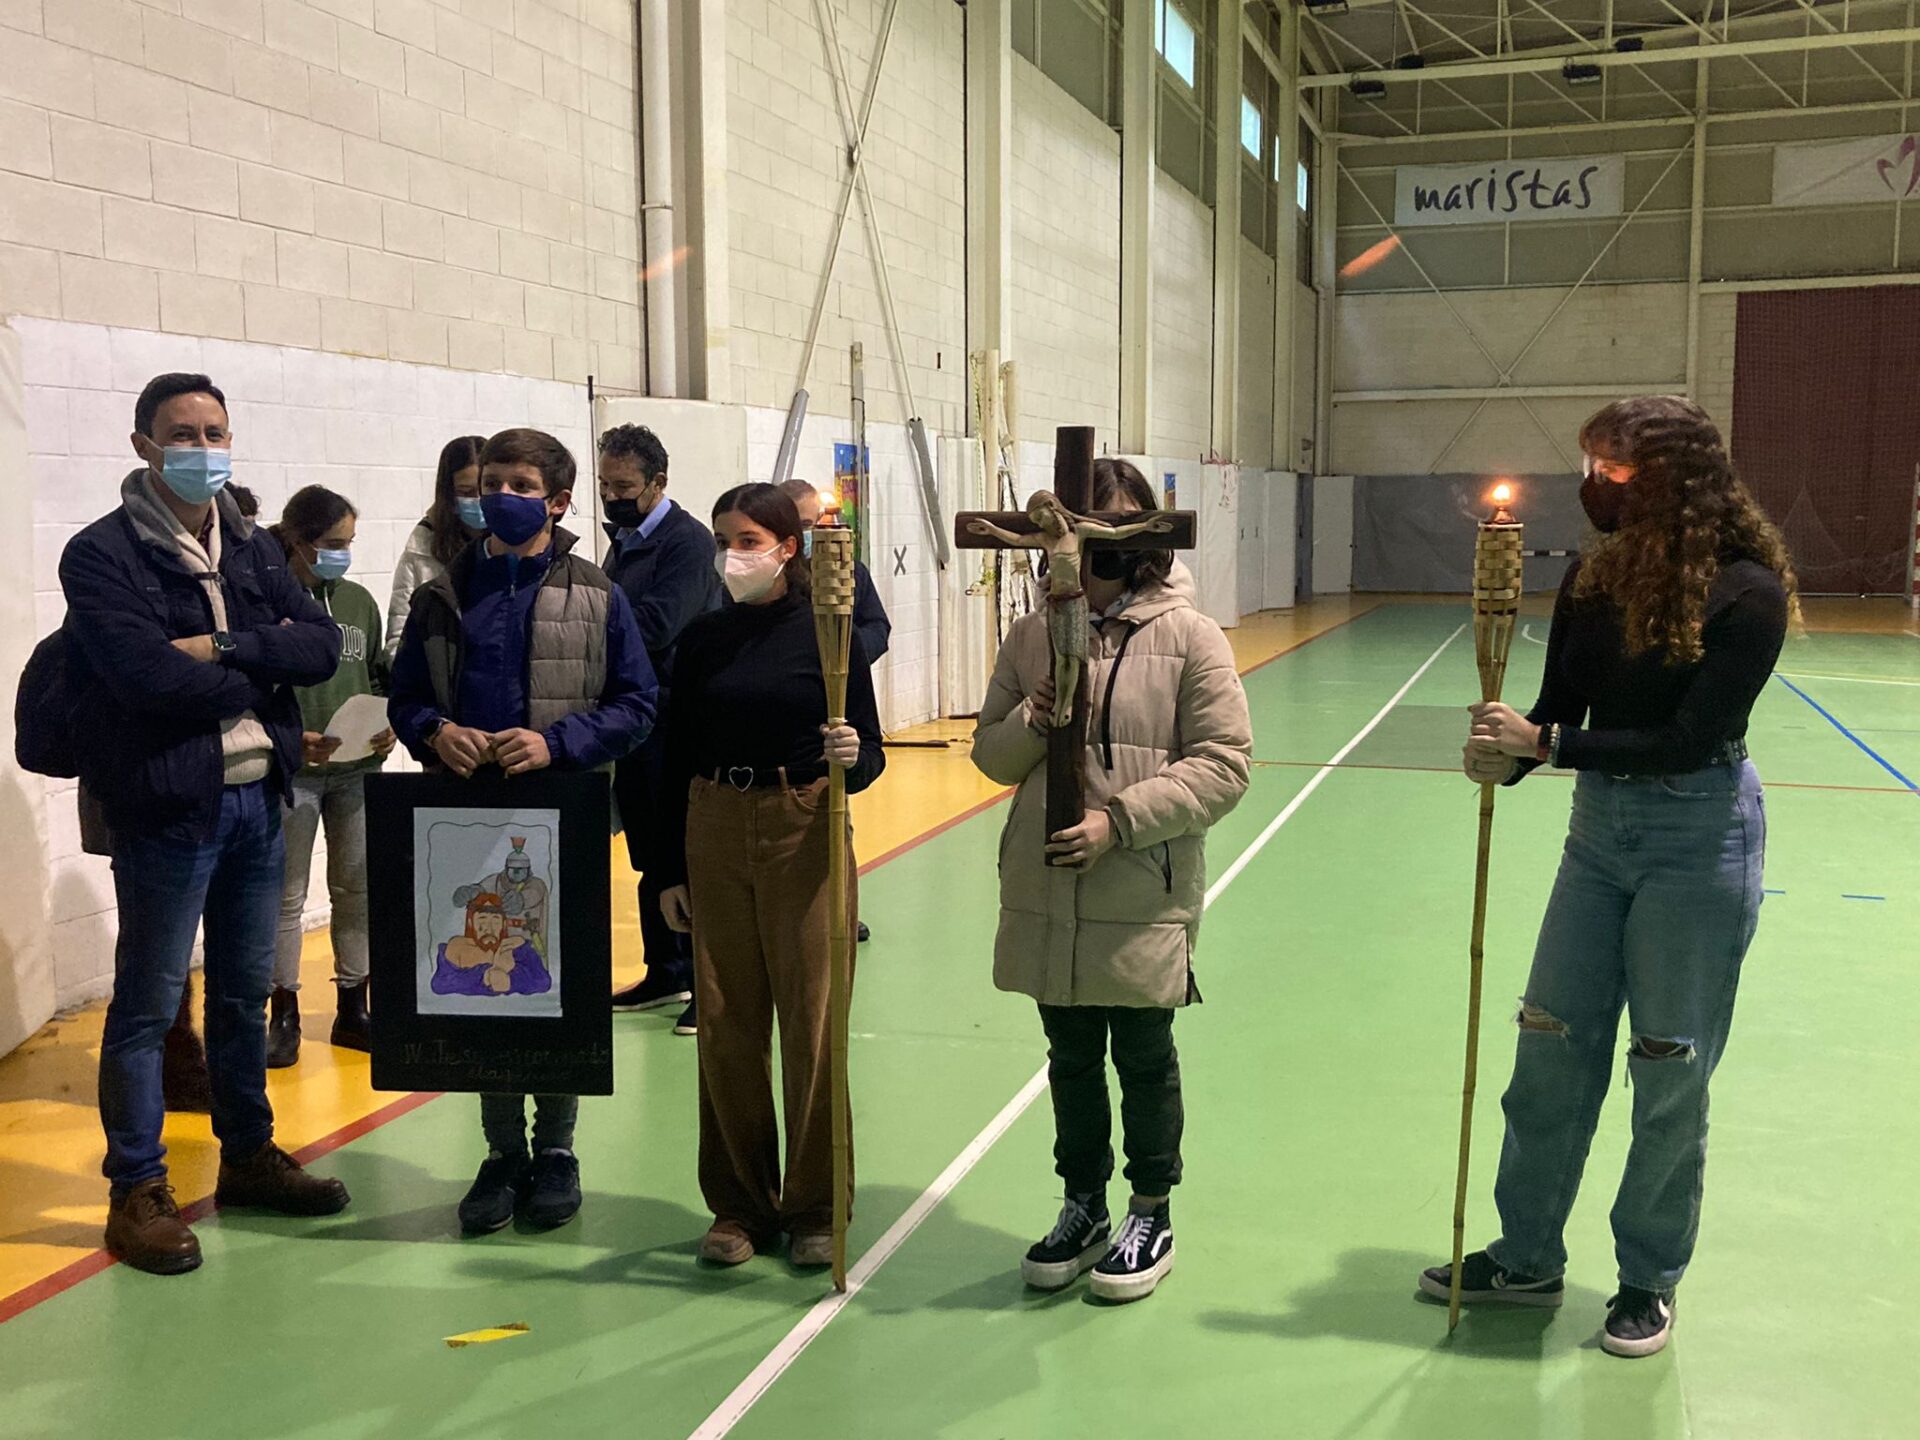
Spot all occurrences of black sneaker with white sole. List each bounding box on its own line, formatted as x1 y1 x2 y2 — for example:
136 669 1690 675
611 967 693 1013
1089 1202 1174 1302
1020 1192 1111 1291
1601 1287 1674 1357
458 1151 529 1236
1418 1249 1565 1307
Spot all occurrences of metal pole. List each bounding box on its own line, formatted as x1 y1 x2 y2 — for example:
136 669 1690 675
1300 24 1920 87
1685 60 1709 396
852 342 868 559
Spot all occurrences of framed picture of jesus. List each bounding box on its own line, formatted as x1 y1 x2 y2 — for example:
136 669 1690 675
364 770 614 1096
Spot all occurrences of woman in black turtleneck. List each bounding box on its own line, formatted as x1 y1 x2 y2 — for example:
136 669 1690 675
1420 397 1796 1360
656 483 883 1271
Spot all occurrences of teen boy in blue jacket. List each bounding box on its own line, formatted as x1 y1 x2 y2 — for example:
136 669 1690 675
389 427 658 1235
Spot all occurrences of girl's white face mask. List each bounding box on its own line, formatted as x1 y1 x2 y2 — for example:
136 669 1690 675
715 544 787 602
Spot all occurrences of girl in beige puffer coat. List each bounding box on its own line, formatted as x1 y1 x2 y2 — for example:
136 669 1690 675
971 459 1252 1304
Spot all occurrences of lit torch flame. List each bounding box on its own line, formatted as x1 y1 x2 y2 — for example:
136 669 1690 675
1488 480 1517 523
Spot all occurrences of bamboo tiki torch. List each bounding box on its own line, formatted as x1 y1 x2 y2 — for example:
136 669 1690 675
1450 482 1524 1333
810 501 857 1293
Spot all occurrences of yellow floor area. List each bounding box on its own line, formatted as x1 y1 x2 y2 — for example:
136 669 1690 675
2 592 1897 1307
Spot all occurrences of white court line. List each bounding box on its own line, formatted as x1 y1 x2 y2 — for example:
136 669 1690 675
688 623 1466 1440
1776 670 1920 689
1521 624 1546 647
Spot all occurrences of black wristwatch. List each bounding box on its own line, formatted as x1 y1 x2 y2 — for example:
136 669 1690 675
211 630 236 660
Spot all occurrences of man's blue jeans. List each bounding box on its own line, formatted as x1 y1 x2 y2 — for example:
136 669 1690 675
1486 761 1766 1295
100 782 284 1191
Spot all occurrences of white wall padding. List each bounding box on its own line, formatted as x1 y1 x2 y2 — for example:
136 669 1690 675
0 324 56 1058
938 436 993 719
593 397 748 537
1264 472 1299 611
1194 463 1241 629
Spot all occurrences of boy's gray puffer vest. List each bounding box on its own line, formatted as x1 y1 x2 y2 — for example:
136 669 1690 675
412 526 611 734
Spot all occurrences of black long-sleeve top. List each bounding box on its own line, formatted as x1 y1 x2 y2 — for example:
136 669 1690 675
852 560 891 663
1514 555 1789 781
657 588 885 885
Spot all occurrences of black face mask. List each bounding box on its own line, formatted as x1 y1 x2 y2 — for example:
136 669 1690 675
1580 475 1628 534
1090 549 1134 583
604 496 646 530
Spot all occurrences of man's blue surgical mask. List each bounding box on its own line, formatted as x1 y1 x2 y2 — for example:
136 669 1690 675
157 447 232 505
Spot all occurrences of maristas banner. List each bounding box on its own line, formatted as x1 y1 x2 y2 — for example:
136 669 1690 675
1772 132 1920 207
1393 155 1625 227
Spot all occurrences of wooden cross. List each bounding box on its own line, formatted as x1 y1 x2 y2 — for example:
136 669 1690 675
954 425 1197 859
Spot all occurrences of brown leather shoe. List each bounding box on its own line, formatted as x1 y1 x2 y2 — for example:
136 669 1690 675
215 1143 350 1216
105 1179 202 1276
698 1220 759 1266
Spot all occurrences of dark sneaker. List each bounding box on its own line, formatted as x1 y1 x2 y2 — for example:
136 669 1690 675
265 988 300 1069
459 1152 529 1235
1602 1287 1675 1357
520 1150 582 1230
330 980 371 1052
1021 1192 1110 1291
612 967 693 1012
1419 1249 1565 1308
105 1179 202 1276
215 1143 350 1216
673 999 698 1036
1089 1201 1174 1302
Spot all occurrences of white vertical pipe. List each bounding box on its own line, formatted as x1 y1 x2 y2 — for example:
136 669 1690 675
1685 58 1708 397
639 0 679 398
1211 0 1242 458
1119 0 1156 454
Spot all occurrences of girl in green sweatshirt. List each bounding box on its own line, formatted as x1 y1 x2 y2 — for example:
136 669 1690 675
267 486 395 1067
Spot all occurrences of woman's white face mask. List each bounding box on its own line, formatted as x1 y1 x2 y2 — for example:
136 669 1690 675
715 545 787 603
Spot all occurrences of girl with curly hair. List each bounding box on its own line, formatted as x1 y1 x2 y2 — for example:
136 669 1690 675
1419 396 1796 1358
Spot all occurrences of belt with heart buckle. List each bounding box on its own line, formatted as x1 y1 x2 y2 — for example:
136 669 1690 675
712 765 822 792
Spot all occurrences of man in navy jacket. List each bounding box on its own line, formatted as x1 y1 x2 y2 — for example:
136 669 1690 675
596 424 722 1025
60 373 351 1278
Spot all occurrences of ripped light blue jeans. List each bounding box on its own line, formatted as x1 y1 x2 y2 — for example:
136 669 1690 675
1486 760 1765 1295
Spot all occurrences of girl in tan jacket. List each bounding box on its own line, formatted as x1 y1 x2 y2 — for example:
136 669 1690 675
971 458 1253 1303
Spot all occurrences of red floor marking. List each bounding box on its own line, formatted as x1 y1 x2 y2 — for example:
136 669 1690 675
858 790 1012 874
1236 603 1383 680
0 609 1375 1327
0 1095 442 1326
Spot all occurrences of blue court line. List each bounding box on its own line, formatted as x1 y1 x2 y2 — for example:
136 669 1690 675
1764 888 1786 895
1774 675 1919 792
1842 894 1887 902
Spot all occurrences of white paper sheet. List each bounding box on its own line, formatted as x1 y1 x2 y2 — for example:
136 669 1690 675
323 693 393 763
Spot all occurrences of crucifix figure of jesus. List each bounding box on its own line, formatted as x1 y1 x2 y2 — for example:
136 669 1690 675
955 426 1197 855
963 490 1178 729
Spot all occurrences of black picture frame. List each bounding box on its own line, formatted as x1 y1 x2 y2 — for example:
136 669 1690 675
365 770 613 1096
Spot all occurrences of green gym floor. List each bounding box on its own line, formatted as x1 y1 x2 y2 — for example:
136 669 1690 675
3 602 1915 1440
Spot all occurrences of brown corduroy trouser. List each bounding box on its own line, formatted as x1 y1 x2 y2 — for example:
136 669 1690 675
686 775 856 1239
